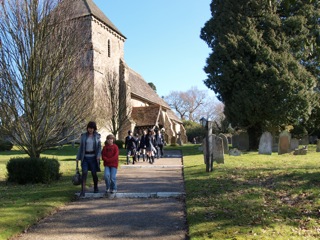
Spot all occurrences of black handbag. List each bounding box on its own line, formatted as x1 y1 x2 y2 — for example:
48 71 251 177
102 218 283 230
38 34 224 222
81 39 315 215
72 161 82 185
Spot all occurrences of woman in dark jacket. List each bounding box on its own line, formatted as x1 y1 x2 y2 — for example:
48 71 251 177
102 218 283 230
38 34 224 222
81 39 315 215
145 129 156 164
76 121 101 197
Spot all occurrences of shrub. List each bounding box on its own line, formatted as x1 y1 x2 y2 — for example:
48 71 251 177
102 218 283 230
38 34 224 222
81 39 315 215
115 140 124 149
6 157 61 184
183 120 206 143
0 139 13 151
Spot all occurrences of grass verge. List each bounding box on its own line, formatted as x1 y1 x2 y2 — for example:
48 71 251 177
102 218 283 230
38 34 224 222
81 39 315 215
1 144 320 239
0 145 127 240
178 144 320 240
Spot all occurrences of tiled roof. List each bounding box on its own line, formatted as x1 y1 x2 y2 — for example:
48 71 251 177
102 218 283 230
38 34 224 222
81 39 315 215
65 0 126 39
167 109 183 123
128 68 171 109
131 106 160 126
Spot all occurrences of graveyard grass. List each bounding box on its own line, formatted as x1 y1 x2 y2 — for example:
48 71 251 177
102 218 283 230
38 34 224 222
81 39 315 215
0 145 128 240
0 144 319 239
181 144 320 240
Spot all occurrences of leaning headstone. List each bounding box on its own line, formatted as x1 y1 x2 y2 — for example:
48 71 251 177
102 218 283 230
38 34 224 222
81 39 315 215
232 132 249 151
278 131 291 155
316 139 320 152
290 138 299 151
218 133 229 154
258 131 272 155
229 148 241 156
212 135 224 164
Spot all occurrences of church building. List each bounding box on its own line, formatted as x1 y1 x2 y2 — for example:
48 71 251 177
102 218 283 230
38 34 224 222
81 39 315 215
68 0 187 144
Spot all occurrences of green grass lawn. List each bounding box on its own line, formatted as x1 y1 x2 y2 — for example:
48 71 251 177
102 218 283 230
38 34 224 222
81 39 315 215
1 144 320 240
180 144 320 240
0 145 127 240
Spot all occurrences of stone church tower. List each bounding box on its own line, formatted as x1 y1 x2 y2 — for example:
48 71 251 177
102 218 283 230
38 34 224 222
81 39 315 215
68 0 187 144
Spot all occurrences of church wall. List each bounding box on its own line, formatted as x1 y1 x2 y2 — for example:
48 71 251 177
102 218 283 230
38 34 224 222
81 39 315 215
90 16 126 141
91 16 125 77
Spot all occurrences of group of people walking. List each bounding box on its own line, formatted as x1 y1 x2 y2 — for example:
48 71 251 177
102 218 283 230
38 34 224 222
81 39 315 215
124 128 165 165
75 121 165 198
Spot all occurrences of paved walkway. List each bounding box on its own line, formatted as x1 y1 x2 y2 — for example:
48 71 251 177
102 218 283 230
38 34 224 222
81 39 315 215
14 150 188 240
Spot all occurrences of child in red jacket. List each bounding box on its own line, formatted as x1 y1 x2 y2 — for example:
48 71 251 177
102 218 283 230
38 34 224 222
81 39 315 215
101 134 119 194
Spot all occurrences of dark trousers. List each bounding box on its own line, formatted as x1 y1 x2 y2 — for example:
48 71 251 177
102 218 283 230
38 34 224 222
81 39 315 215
156 144 164 158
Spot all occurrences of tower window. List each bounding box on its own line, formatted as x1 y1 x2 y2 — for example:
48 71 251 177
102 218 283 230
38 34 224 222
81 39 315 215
108 39 111 58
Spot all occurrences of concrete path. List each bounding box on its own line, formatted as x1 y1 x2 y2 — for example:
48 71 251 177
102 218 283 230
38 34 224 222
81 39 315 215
13 150 188 240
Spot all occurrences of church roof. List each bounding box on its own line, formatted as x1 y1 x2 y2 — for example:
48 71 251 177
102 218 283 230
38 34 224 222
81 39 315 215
167 109 183 123
128 68 171 109
131 106 160 126
66 0 126 39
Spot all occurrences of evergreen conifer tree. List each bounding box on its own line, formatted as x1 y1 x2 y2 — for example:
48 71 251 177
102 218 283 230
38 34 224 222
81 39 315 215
201 0 318 149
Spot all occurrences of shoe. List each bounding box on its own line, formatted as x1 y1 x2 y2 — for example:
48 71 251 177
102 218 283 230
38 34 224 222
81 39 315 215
110 190 117 194
94 188 99 193
79 192 85 198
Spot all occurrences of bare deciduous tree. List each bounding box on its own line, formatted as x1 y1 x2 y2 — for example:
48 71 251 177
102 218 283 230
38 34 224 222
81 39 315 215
165 86 207 121
96 71 131 139
0 0 91 158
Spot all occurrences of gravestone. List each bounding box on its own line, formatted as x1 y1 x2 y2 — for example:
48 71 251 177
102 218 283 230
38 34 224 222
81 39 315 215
290 138 299 151
232 132 249 151
278 131 291 155
229 148 241 156
203 135 224 164
212 135 224 164
293 146 307 155
299 136 309 145
258 131 272 155
316 139 320 152
309 135 318 144
218 133 229 154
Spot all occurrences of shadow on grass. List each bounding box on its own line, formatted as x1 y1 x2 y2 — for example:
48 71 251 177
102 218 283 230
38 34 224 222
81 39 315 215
43 145 79 157
0 149 25 156
185 166 320 232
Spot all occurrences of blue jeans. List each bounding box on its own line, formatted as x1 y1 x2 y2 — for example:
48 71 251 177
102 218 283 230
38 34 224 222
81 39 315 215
104 166 117 192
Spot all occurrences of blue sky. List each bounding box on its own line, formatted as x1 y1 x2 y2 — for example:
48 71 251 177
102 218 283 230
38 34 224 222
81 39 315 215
94 0 214 98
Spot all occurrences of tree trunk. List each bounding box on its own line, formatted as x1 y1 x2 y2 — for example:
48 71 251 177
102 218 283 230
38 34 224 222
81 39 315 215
247 125 262 151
